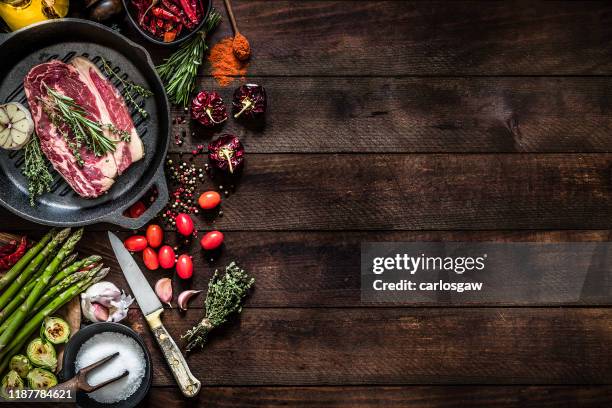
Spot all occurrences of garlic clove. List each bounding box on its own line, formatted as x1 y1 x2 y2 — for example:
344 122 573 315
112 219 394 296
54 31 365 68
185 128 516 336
92 302 110 321
177 290 202 311
155 278 173 307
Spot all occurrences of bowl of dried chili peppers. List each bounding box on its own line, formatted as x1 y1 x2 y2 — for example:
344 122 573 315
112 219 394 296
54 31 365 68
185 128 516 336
124 0 211 45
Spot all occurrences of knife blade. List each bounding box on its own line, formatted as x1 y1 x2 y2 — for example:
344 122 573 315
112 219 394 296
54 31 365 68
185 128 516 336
108 231 162 316
108 231 201 398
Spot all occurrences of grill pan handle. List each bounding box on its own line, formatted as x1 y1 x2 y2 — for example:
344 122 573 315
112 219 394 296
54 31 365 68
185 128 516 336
102 165 169 229
0 32 11 46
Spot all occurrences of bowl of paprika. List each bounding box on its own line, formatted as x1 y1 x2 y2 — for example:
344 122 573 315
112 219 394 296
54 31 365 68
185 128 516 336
123 0 212 46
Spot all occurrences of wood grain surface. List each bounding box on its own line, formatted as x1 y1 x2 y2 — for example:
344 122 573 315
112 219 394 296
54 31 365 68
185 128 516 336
5 1 612 407
120 308 612 386
166 77 612 153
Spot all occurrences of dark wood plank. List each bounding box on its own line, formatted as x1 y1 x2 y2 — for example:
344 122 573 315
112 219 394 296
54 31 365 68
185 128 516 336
120 308 612 386
176 76 612 153
142 385 612 408
152 153 612 231
169 77 612 153
1 154 611 231
139 1 612 75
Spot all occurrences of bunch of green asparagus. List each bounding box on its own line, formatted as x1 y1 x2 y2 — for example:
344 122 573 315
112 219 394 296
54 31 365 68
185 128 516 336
0 228 107 373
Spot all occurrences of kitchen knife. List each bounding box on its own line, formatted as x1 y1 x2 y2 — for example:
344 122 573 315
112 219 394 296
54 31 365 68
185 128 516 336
108 231 201 398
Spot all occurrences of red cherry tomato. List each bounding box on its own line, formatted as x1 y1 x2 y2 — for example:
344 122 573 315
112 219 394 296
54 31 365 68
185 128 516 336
128 201 146 218
176 254 193 279
198 191 221 210
124 235 148 252
143 247 159 270
146 224 163 248
158 245 176 269
175 213 194 236
200 231 224 251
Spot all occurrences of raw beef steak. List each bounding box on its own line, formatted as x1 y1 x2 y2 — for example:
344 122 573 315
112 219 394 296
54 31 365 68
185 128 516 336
24 58 144 198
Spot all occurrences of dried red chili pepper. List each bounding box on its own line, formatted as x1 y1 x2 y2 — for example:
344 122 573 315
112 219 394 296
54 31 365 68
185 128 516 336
190 0 200 22
191 91 228 127
179 0 197 23
152 7 180 22
233 84 267 120
0 236 27 270
161 0 182 16
208 134 245 174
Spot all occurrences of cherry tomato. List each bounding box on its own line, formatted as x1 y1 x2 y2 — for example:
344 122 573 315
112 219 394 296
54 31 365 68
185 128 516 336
176 254 193 279
124 235 148 252
146 224 163 248
143 247 159 270
198 191 221 210
128 201 146 218
200 231 224 251
158 245 176 269
175 213 194 236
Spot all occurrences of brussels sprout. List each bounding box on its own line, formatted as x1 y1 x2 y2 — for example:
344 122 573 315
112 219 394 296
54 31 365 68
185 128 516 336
26 368 57 389
8 355 31 378
26 338 57 371
42 317 70 344
1 370 24 399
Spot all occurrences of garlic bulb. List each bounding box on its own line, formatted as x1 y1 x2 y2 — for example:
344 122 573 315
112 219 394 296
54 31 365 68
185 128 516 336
80 281 134 323
0 102 34 150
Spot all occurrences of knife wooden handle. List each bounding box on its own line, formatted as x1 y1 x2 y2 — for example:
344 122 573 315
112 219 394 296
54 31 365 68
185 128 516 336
145 309 201 398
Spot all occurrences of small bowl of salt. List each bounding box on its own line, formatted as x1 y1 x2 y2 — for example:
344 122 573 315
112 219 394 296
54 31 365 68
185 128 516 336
61 322 152 408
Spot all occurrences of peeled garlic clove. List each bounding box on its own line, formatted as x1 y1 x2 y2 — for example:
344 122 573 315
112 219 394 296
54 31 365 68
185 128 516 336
177 290 202 311
155 278 173 307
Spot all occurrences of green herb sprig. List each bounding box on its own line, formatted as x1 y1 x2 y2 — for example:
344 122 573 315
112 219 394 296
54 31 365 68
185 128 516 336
41 86 129 164
23 137 53 206
181 262 254 352
156 10 222 107
100 58 153 118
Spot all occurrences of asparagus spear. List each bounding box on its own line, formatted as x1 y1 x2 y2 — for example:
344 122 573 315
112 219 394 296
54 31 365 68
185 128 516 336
31 264 103 313
0 228 80 354
49 255 101 286
58 252 78 272
0 266 108 369
0 229 70 310
0 255 98 327
0 229 55 291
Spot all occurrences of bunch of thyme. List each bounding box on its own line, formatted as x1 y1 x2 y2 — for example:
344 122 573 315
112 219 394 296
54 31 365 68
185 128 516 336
41 86 130 164
182 262 254 352
156 10 222 107
23 137 53 206
100 58 153 118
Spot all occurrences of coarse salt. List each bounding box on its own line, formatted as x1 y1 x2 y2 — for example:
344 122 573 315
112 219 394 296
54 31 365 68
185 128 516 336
75 332 145 404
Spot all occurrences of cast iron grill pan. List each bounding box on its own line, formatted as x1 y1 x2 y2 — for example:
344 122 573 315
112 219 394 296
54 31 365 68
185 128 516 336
0 19 170 229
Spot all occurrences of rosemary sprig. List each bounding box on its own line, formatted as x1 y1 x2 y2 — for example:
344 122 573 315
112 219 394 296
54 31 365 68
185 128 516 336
41 86 129 164
156 10 222 107
181 262 254 352
23 136 53 206
100 58 153 118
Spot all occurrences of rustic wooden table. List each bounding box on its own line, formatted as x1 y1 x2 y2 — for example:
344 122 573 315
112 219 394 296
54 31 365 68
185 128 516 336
7 1 612 406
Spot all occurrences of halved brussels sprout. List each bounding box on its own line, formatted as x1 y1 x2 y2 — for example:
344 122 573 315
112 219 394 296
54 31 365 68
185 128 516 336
42 317 70 344
1 370 24 399
26 338 57 371
8 354 31 378
26 368 57 389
